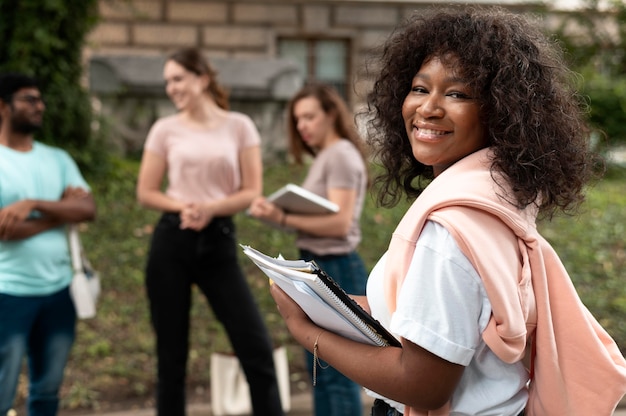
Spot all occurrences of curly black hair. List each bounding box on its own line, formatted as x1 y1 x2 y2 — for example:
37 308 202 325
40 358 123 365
364 5 601 217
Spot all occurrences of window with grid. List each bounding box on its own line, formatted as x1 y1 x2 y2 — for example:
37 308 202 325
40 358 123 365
278 38 350 100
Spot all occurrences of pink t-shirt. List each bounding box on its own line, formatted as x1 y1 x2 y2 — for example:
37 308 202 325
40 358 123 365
144 112 261 203
297 139 367 255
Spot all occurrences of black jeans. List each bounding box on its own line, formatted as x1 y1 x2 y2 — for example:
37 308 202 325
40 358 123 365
146 213 283 416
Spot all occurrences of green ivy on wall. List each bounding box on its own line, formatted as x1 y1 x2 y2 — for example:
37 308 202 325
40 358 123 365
0 0 107 175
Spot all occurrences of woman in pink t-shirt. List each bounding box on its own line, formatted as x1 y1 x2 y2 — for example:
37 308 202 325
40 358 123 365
137 47 284 416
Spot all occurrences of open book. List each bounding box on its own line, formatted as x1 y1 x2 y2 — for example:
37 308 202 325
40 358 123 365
241 245 401 348
267 184 339 215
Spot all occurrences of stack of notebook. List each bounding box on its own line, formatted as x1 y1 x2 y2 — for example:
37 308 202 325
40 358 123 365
241 245 401 348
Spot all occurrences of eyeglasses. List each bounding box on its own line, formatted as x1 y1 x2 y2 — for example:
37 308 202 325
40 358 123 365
13 94 45 106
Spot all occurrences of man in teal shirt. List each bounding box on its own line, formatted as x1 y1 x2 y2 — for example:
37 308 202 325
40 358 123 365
0 73 96 416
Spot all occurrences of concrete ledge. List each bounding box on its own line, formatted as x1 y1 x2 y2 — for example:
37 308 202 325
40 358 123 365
89 54 302 100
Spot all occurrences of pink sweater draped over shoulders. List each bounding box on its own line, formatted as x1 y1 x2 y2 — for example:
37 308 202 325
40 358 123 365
383 148 626 416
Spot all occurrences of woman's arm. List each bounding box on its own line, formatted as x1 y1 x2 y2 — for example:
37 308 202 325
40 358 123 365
136 150 185 213
248 187 357 237
211 144 263 216
270 284 464 411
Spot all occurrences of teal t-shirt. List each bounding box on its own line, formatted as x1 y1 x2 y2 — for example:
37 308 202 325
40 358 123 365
0 141 90 296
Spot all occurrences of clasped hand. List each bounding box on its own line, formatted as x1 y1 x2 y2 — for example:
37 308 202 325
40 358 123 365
248 197 284 225
179 203 214 231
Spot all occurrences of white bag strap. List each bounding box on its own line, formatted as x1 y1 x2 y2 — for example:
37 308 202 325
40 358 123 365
68 225 83 273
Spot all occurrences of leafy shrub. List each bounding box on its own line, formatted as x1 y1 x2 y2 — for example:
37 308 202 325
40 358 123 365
580 69 626 147
0 0 107 175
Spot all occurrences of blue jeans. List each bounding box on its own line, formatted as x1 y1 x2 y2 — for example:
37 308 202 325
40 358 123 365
300 249 368 416
0 287 76 416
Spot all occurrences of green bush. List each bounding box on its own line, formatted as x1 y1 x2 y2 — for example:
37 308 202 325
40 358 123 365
0 0 107 175
580 69 626 147
539 180 626 344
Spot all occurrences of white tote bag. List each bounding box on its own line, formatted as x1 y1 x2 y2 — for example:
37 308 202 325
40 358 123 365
210 346 291 416
68 225 100 319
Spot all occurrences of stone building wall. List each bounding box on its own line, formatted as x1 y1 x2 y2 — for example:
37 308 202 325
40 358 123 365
84 0 545 156
87 0 545 102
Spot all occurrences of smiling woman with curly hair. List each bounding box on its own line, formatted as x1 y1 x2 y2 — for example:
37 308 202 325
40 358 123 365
366 6 599 217
267 6 626 416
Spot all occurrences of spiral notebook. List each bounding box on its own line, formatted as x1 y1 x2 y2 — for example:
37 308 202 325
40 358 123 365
241 245 401 348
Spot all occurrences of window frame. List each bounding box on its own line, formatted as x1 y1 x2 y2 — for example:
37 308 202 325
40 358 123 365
278 36 352 101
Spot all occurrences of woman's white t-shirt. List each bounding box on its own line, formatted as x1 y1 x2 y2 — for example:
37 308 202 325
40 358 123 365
366 220 528 415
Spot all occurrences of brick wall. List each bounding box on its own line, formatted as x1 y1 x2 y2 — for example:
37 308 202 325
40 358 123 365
85 0 551 157
87 0 551 103
87 0 441 103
